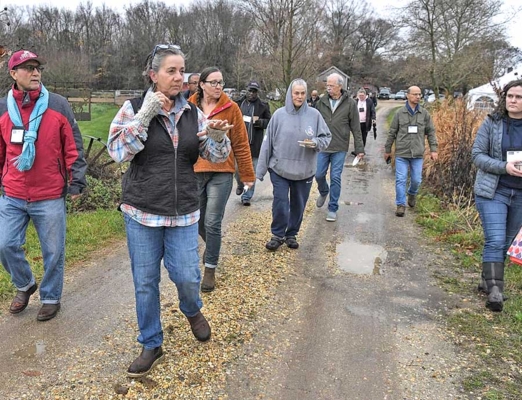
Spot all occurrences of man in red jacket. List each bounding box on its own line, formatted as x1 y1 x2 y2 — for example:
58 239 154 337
0 49 87 321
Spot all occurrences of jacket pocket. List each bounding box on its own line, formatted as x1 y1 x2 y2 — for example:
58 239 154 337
57 159 66 184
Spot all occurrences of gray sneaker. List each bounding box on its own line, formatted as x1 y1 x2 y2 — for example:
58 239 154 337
326 211 337 222
316 194 328 208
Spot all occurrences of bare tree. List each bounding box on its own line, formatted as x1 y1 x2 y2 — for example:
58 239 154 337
321 0 368 76
241 0 325 90
397 0 517 94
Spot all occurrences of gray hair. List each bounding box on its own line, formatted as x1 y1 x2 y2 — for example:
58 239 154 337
291 79 307 92
328 73 344 86
142 47 185 85
357 88 367 95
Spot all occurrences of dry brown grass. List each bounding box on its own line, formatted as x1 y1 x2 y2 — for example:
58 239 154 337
423 99 487 206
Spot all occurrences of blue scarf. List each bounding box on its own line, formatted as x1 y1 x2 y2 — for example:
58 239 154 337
8 85 49 171
406 101 419 116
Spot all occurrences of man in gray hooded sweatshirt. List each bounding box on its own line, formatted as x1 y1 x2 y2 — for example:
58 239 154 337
256 79 331 251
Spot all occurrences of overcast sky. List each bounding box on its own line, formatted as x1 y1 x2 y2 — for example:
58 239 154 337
5 0 521 50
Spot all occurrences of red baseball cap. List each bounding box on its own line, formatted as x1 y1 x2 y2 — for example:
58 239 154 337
8 49 46 70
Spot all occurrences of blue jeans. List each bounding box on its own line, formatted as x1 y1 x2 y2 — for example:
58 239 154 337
395 157 424 206
235 157 258 201
315 151 347 212
475 185 522 263
269 170 313 238
123 214 203 349
197 172 233 268
0 195 65 304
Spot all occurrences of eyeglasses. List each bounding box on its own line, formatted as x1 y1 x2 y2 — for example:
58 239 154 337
16 65 44 73
150 44 182 61
188 81 199 85
204 80 225 87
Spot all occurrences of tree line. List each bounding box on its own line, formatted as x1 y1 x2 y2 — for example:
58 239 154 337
0 0 519 97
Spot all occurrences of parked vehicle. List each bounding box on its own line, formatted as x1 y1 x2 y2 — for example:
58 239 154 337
223 88 238 97
395 90 407 100
426 93 446 103
378 88 390 100
389 93 396 100
267 88 282 101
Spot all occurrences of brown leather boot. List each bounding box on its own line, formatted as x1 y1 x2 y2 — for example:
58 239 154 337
201 267 216 292
127 346 164 378
395 205 405 217
9 283 38 314
187 311 211 342
407 194 416 208
37 303 61 321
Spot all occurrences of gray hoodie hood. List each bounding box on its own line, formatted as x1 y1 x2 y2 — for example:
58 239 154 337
284 79 309 115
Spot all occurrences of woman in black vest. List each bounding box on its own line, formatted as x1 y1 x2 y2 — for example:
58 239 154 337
107 45 232 378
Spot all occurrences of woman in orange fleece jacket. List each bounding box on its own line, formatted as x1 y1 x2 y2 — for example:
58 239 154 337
189 67 255 292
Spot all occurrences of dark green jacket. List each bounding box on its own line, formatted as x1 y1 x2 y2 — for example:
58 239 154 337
385 104 437 158
315 91 363 153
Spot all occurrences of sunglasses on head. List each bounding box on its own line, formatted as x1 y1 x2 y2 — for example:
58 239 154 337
149 44 182 62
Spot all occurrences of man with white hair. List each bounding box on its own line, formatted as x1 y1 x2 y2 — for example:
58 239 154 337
314 73 364 222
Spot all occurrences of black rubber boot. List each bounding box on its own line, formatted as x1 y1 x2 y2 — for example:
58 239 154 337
483 262 505 312
477 270 488 294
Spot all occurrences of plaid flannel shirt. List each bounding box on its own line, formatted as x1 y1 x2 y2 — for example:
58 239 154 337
108 93 231 227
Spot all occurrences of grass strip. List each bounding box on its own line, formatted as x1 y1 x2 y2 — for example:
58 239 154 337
416 193 522 398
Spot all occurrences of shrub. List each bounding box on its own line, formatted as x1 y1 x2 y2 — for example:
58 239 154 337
423 99 487 206
68 136 124 212
67 168 122 212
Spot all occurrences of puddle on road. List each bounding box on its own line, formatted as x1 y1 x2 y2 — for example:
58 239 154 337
337 241 388 275
13 340 46 358
345 305 386 322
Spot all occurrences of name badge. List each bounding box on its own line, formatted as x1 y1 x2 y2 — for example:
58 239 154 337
359 107 365 112
243 115 252 123
408 125 418 134
11 127 24 144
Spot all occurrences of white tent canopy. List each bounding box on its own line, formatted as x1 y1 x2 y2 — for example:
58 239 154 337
467 66 522 110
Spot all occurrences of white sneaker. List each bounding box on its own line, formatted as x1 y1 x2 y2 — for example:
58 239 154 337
326 211 337 222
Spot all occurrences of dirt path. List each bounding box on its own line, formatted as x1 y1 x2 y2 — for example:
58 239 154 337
226 101 469 399
0 101 469 399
